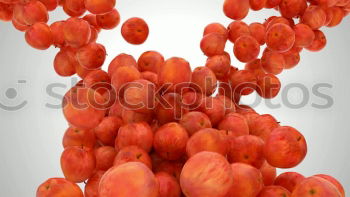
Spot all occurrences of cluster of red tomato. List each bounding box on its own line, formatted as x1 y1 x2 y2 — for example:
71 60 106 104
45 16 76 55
0 0 349 196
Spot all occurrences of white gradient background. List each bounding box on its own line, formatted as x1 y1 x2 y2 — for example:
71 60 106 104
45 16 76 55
0 0 349 196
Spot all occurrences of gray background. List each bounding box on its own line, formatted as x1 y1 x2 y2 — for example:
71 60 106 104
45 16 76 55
0 0 349 196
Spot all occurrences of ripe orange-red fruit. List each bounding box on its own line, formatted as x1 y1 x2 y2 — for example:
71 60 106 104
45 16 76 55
282 49 301 69
141 71 158 86
153 160 184 181
314 174 345 197
63 5 84 17
154 122 189 160
245 59 265 78
83 14 100 30
88 26 99 43
229 70 257 95
191 66 217 96
63 17 91 48
113 145 152 169
95 146 117 171
234 35 260 63
266 23 295 53
266 17 293 33
53 49 77 77
301 6 327 30
218 81 240 105
64 0 86 17
227 20 250 43
328 8 343 26
16 1 48 25
39 0 58 11
239 110 259 131
306 30 327 52
12 4 26 25
108 100 124 117
216 95 236 115
120 109 154 127
96 8 120 29
274 172 305 192
324 7 334 26
122 109 152 125
101 90 117 111
244 59 265 79
25 22 53 50
63 86 106 129
264 126 307 168
83 70 111 95
294 23 315 47
265 0 282 8
108 53 137 76
37 178 83 197
249 114 279 141
258 186 291 197
260 161 277 186
84 171 105 197
180 151 234 197
75 65 101 79
249 23 266 45
181 91 204 111
121 79 156 113
63 48 85 76
186 128 228 157
62 127 96 148
223 0 250 20
12 19 30 32
279 0 307 18
155 92 187 124
76 43 106 70
94 116 122 146
256 73 281 99
84 0 115 14
156 172 182 197
218 112 249 137
50 21 66 48
200 33 226 57
99 162 159 197
121 17 149 45
180 111 212 136
312 0 339 7
116 122 154 152
203 23 228 38
250 0 267 10
111 66 141 93
226 163 264 197
199 96 226 126
336 0 350 6
138 51 164 73
291 176 342 197
205 55 231 80
158 57 192 93
261 50 285 75
229 135 265 168
343 1 350 12
0 3 13 21
236 104 256 114
60 146 95 183
0 0 19 4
